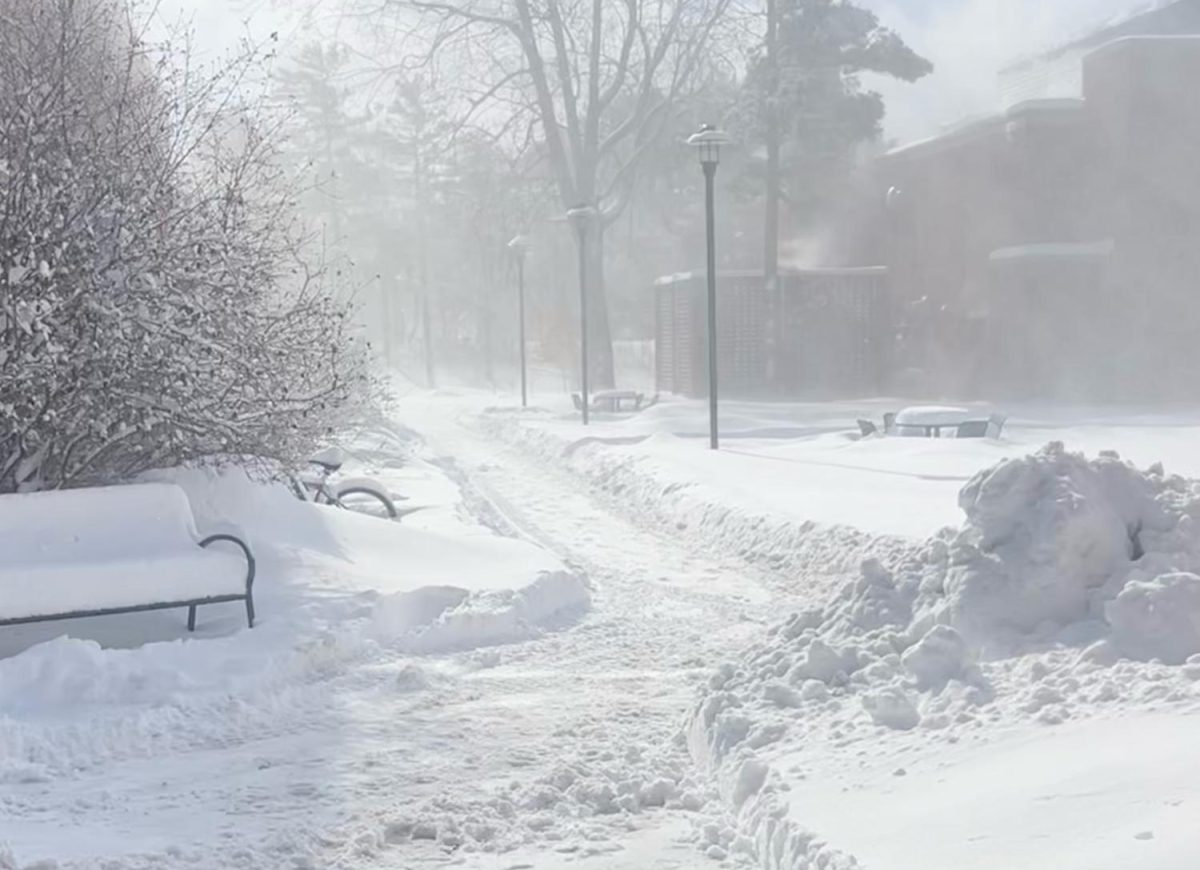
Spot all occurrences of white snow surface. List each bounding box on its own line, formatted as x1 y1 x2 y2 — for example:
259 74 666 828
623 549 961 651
0 483 206 564
479 394 1200 868
500 396 1200 539
677 442 1200 869
892 404 971 425
0 422 598 867
0 483 252 620
7 390 1200 869
779 711 1200 870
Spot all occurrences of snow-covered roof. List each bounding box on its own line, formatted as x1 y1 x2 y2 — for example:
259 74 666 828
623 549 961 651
654 266 886 286
884 99 1085 161
989 239 1116 262
1000 0 1197 73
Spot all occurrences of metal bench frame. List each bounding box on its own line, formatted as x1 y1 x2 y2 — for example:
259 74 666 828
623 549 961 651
0 532 257 631
572 391 650 413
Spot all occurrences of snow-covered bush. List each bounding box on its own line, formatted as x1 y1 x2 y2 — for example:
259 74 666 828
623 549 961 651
0 0 371 492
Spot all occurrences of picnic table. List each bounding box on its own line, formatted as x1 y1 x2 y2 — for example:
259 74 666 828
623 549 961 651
893 405 972 438
574 390 648 413
592 390 644 412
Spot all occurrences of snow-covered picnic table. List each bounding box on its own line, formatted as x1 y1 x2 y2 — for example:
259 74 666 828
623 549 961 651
573 390 648 413
593 390 645 412
0 483 256 631
893 405 972 437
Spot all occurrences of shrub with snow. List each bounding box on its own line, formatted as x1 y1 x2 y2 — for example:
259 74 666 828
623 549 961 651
0 0 370 493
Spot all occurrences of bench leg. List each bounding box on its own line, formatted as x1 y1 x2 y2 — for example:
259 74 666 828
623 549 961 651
245 595 255 629
187 604 197 632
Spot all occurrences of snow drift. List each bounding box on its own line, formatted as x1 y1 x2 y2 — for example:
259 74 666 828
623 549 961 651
0 461 588 787
687 443 1200 869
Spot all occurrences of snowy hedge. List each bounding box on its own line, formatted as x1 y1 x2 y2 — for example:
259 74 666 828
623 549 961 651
0 0 370 492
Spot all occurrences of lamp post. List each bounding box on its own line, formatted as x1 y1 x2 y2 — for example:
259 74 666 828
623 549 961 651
507 234 530 408
687 123 731 450
566 204 597 425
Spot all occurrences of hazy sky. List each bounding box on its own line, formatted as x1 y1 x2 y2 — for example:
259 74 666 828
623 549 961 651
159 0 1155 141
153 0 292 57
862 0 1153 139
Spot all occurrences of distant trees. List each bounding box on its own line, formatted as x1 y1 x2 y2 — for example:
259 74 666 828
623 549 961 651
278 36 559 387
742 0 932 279
0 0 369 493
274 42 365 258
271 0 930 390
384 0 736 388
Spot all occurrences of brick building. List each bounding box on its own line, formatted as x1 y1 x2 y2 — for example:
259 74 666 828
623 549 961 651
880 1 1200 399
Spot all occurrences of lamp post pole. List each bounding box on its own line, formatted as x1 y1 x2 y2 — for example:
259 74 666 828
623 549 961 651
703 161 718 450
567 205 596 425
507 235 529 408
687 124 731 451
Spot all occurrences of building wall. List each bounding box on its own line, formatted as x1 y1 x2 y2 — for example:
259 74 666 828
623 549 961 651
879 36 1200 400
1085 38 1200 395
1000 50 1087 106
654 269 888 398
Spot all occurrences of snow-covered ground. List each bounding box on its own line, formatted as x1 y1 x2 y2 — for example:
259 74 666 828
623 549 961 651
500 396 1200 537
478 392 1200 868
4 389 1200 869
777 711 1200 870
0 421 595 867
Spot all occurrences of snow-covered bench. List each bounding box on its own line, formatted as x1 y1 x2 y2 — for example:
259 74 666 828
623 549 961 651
0 483 256 632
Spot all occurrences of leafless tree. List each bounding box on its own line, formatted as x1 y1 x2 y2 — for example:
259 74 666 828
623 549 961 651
369 0 735 386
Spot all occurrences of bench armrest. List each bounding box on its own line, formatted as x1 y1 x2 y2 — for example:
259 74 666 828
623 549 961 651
199 533 256 593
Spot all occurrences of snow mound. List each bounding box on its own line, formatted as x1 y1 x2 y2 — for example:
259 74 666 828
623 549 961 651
861 686 921 730
685 444 1200 870
372 570 591 653
857 442 1200 654
901 624 974 690
933 443 1171 641
1106 573 1200 664
691 445 1200 749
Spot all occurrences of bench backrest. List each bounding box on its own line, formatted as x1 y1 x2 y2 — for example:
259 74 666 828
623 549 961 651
0 483 200 565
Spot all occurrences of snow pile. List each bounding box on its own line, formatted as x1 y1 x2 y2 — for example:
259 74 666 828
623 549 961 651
373 747 717 859
372 570 590 653
686 444 1200 869
718 440 1200 660
1106 573 1200 665
0 460 588 788
921 444 1174 644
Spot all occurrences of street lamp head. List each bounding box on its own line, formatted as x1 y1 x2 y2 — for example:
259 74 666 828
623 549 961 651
565 203 597 236
507 234 530 254
687 123 731 167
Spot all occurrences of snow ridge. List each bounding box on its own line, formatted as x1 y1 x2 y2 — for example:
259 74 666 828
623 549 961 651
483 411 910 597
